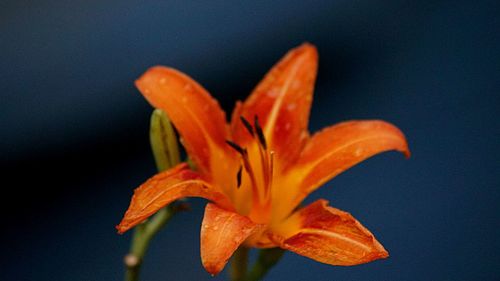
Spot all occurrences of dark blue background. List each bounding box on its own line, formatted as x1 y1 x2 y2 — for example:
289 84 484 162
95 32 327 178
2 1 499 280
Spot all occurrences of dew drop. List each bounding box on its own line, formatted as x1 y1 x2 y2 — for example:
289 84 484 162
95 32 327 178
183 83 193 91
287 103 297 111
284 122 291 131
267 88 279 98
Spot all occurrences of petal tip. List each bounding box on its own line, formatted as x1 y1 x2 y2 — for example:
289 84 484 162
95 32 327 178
370 238 389 261
202 262 224 276
369 248 389 263
381 250 389 259
404 150 411 159
390 122 410 159
297 42 318 54
295 42 319 62
403 145 411 159
396 135 411 159
135 65 168 87
116 222 129 234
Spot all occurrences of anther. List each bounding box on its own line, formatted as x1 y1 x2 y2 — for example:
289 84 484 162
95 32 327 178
240 116 254 136
236 165 243 188
225 140 245 155
254 116 267 150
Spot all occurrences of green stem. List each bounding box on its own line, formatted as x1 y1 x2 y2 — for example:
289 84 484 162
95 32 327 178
125 206 176 281
230 246 249 281
124 109 181 281
246 248 285 281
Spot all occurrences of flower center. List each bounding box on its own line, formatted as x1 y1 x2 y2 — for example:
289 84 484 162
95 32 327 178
226 116 275 223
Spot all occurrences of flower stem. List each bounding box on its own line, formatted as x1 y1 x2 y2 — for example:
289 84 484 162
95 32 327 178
125 206 176 281
230 247 285 281
230 246 249 281
245 248 285 281
124 109 181 281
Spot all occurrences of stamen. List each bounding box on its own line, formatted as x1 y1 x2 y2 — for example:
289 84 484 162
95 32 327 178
257 140 269 195
236 165 242 188
225 140 245 155
254 116 267 150
268 151 275 195
240 148 260 206
225 130 274 223
240 116 254 136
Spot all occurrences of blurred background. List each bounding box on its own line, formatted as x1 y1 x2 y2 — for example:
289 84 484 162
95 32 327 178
1 0 499 280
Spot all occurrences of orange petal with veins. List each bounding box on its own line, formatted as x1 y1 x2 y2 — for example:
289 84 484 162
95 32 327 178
116 163 231 234
270 200 388 266
230 43 318 169
136 66 232 177
291 120 409 209
200 203 264 275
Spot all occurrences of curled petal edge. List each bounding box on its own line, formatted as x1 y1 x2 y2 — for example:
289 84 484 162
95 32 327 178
116 163 232 234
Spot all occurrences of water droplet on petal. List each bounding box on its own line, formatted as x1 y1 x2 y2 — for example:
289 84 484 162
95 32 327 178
267 88 279 98
284 122 291 131
183 83 193 91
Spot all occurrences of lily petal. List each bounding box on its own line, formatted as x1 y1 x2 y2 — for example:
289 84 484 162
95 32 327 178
116 163 231 234
136 66 233 177
277 120 409 218
270 200 388 266
200 203 263 275
230 43 318 169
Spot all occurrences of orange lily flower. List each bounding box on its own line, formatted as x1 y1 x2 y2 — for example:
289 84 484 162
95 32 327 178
117 43 410 275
